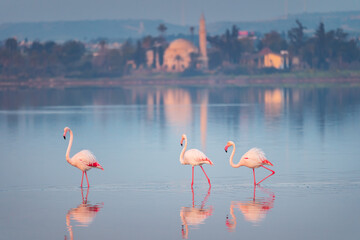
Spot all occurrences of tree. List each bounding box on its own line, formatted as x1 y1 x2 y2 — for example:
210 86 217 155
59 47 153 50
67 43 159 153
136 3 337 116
142 35 155 49
134 40 146 68
207 25 243 64
5 38 18 52
207 49 223 70
315 22 327 69
190 26 195 44
99 39 107 49
326 28 359 67
157 24 167 37
288 20 306 56
44 41 57 54
260 31 287 53
59 40 85 66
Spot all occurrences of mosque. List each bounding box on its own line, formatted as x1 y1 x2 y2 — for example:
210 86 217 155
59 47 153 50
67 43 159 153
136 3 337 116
148 14 208 72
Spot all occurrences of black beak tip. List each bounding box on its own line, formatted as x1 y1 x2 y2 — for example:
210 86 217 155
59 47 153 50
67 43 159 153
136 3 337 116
63 136 66 140
225 149 227 153
181 143 183 146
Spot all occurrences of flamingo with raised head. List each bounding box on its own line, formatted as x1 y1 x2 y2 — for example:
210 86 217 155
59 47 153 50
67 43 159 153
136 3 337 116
224 141 274 185
63 127 103 188
180 134 213 188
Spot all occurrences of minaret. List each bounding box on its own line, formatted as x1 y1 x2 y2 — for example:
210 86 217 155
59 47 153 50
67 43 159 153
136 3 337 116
199 13 208 69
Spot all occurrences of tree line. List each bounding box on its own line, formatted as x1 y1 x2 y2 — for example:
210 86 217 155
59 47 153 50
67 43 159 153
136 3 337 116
0 20 359 79
207 21 360 72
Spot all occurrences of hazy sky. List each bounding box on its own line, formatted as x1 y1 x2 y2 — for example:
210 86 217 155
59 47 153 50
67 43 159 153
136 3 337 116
1 0 359 25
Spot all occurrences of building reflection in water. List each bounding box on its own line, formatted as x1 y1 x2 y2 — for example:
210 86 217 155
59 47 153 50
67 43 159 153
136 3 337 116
145 88 192 124
199 90 208 151
65 188 103 240
180 187 213 239
145 88 209 149
226 186 275 231
163 88 193 125
263 88 284 118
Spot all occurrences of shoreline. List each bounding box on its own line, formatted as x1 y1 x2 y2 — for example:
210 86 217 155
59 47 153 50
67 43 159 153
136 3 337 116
1 73 360 90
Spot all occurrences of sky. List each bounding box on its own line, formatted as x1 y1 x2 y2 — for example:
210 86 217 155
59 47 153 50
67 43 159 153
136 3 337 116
0 0 359 25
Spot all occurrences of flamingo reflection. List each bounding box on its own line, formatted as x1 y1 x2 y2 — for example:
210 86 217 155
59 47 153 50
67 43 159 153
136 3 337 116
65 188 103 240
180 187 213 239
226 186 275 231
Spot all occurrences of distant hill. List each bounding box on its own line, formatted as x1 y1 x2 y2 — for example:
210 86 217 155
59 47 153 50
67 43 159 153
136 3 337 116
0 11 359 42
208 11 360 36
0 19 189 42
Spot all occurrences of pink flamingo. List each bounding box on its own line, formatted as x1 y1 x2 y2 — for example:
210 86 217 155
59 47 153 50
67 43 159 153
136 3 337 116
63 127 104 188
180 134 213 188
224 141 275 185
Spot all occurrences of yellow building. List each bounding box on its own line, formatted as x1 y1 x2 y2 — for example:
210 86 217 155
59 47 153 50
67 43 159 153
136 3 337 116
257 48 289 69
242 48 289 69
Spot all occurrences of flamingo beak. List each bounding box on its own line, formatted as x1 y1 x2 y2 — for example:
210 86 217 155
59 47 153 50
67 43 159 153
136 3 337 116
224 146 228 153
63 135 66 140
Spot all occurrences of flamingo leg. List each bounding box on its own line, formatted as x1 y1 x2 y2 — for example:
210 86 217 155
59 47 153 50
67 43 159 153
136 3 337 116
80 171 85 188
191 166 194 188
85 171 90 188
253 169 256 185
256 166 275 185
253 184 256 200
200 166 211 186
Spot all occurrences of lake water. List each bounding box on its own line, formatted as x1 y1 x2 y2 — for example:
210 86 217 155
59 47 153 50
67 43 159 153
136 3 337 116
0 86 360 239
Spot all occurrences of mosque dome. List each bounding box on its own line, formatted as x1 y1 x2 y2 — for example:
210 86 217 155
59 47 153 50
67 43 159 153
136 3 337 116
163 39 198 72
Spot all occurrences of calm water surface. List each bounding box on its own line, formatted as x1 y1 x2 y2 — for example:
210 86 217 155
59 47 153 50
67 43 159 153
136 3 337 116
0 86 360 239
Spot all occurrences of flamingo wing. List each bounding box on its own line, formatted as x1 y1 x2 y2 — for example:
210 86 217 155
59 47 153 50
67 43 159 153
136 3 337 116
240 148 268 167
72 150 103 170
184 149 213 166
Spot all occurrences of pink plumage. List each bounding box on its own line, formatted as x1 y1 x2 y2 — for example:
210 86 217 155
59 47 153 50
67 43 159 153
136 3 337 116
183 149 213 166
225 141 275 185
63 127 103 188
180 134 213 188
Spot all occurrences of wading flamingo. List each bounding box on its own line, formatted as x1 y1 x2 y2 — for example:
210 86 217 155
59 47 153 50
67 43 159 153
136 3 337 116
180 134 213 188
224 141 274 185
63 127 103 188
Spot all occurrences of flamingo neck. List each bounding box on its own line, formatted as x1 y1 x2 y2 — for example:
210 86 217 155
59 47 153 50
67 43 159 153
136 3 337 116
180 137 187 164
229 143 242 168
66 129 73 163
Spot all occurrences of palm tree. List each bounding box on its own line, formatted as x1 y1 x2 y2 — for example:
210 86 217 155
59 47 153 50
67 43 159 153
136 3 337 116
190 26 195 44
157 24 167 37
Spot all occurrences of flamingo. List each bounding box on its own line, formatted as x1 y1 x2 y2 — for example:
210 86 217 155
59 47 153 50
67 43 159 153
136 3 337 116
180 134 213 188
63 127 103 188
224 141 274 185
